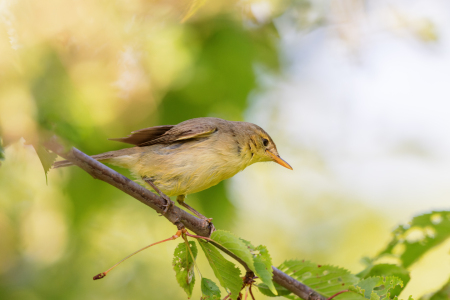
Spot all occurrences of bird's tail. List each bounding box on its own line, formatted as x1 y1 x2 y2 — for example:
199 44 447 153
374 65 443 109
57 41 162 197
52 149 138 169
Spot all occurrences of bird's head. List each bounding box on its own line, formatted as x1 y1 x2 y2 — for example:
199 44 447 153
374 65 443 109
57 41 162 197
243 123 293 170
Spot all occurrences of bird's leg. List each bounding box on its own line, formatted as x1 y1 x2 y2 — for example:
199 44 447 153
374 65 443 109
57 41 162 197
177 195 215 235
142 177 174 215
176 195 209 220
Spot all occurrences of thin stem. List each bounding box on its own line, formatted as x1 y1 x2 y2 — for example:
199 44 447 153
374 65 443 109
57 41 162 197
185 231 251 273
327 290 350 300
93 230 182 280
222 292 231 300
184 231 214 242
182 232 202 278
249 285 256 300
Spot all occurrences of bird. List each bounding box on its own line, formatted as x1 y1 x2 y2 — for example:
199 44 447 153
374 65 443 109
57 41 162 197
53 117 292 219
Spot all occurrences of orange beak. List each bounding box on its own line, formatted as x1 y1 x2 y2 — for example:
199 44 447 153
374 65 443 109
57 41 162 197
266 150 293 170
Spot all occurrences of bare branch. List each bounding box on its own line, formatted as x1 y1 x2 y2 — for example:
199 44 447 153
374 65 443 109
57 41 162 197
272 267 326 300
46 142 327 300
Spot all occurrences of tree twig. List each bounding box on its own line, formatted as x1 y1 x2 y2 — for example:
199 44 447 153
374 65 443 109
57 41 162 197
272 267 326 300
46 142 327 300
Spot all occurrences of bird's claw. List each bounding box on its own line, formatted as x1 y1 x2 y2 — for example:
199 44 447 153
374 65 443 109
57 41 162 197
206 218 215 237
159 196 175 216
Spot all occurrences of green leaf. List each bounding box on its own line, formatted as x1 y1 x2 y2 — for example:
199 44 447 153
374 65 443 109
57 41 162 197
376 211 450 268
33 144 57 183
173 241 197 298
257 282 292 297
253 245 276 294
350 276 403 300
198 240 242 300
201 278 221 300
241 239 277 295
279 260 359 297
210 230 255 272
360 264 410 297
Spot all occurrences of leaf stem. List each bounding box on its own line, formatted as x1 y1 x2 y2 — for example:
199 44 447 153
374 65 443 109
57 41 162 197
93 230 182 280
182 232 202 278
326 290 350 300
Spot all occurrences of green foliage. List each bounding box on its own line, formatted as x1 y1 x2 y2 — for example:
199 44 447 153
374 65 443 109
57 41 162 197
376 211 450 268
257 282 292 297
241 239 277 295
198 240 242 300
201 278 221 300
358 264 410 297
253 245 276 293
30 51 85 146
210 230 255 272
350 276 403 300
172 241 198 298
33 144 57 182
159 18 279 126
279 260 359 297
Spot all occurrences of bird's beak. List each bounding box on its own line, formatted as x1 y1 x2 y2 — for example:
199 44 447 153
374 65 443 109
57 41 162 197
266 150 293 170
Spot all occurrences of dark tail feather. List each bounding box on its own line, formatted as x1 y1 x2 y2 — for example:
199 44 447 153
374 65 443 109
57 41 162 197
52 150 133 169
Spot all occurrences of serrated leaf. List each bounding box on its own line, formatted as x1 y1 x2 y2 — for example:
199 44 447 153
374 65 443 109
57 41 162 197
360 264 410 297
257 282 292 297
241 239 277 295
199 240 242 300
254 245 277 294
352 276 403 300
210 230 255 272
279 260 359 297
376 211 450 268
201 278 221 300
34 144 57 183
173 241 197 298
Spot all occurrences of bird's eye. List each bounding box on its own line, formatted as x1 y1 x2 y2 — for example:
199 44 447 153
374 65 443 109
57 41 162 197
262 138 269 147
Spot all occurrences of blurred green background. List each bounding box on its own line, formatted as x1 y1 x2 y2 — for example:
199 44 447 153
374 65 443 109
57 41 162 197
1 0 450 299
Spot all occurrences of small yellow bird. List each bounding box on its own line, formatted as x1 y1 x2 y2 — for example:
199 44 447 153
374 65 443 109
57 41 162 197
54 117 292 219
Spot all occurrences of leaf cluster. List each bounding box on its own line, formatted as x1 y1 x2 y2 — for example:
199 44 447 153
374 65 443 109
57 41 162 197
170 211 450 300
172 230 278 300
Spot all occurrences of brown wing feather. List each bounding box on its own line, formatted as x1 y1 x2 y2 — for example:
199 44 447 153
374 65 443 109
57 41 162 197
109 125 174 146
110 118 220 147
139 120 218 146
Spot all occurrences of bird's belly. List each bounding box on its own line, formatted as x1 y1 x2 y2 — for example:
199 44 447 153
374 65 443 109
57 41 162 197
131 145 246 197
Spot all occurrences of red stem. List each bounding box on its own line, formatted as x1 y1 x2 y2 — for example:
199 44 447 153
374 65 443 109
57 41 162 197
327 290 350 300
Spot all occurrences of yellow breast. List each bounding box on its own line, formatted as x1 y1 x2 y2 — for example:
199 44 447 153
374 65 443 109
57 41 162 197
109 134 253 197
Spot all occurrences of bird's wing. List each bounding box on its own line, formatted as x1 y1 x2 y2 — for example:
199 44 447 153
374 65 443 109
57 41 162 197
139 122 218 146
109 121 218 147
109 125 175 146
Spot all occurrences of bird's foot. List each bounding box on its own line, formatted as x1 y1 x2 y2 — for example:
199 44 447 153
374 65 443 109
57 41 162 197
207 221 216 238
142 177 174 216
176 195 215 236
160 195 175 216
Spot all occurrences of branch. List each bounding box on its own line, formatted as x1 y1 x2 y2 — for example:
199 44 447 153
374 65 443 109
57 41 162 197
272 267 326 300
46 142 327 300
